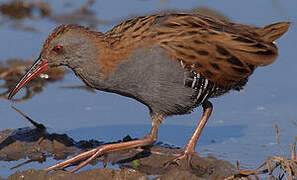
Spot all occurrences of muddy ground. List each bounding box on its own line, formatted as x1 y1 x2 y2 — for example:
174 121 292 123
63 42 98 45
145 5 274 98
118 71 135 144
0 127 240 180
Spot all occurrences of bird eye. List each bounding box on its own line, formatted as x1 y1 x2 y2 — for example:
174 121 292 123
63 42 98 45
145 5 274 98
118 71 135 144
53 45 63 53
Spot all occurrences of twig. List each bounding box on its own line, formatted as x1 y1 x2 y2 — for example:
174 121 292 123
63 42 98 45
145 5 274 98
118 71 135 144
290 136 297 160
234 122 297 179
235 160 278 176
274 122 286 157
11 106 46 130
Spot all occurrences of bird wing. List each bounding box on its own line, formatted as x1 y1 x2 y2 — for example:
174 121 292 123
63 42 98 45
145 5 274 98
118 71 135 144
104 13 289 86
151 14 290 86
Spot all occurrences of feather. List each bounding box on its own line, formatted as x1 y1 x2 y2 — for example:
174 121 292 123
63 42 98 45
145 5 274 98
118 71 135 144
103 13 290 86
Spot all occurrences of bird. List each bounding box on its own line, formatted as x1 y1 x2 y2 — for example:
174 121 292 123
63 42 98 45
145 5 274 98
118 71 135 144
8 12 290 172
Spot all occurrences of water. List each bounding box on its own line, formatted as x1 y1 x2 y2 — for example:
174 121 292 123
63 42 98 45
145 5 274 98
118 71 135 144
0 0 296 178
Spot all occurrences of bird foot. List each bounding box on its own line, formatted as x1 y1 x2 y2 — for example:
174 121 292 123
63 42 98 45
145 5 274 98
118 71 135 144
44 129 158 173
163 151 200 168
45 146 108 173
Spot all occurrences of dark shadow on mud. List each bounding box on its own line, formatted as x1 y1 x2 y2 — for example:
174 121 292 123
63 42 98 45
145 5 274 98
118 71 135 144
0 127 75 156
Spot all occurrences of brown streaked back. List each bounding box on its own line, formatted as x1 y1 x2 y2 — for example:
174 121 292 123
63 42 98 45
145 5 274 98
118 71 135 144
103 13 290 86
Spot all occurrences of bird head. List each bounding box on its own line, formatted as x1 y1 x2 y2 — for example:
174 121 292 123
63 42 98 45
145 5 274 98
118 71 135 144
8 24 100 99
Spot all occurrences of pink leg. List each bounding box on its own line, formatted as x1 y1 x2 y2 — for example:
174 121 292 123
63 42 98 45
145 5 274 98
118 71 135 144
45 114 163 173
164 101 213 167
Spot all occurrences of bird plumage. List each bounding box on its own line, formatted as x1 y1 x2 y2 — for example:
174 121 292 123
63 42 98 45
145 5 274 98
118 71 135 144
102 13 289 86
8 12 290 173
46 13 289 88
33 12 290 116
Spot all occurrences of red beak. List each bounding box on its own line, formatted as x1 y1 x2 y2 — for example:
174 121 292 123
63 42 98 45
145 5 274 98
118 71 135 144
8 56 49 100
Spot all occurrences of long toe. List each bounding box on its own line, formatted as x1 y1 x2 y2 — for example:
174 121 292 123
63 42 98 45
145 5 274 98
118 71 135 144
164 151 200 169
45 148 100 172
164 153 187 168
45 123 160 173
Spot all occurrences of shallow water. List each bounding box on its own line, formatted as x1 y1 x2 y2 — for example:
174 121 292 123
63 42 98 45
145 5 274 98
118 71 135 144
0 0 296 178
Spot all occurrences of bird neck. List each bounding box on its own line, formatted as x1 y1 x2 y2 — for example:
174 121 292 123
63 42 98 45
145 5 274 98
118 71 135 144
69 29 154 93
65 32 126 91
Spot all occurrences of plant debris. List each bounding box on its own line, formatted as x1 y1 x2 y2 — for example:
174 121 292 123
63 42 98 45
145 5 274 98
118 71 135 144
11 106 46 130
228 121 297 180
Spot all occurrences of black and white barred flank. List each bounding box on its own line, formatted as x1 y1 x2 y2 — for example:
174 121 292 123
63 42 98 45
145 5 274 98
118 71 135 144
184 71 230 105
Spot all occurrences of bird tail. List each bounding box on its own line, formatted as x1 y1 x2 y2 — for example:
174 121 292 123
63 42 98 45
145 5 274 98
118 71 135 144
259 22 291 42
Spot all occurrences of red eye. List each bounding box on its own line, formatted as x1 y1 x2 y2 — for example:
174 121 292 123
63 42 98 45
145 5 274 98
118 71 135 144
53 45 63 53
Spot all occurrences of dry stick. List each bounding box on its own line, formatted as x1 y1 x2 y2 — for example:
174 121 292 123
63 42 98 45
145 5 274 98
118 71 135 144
287 162 293 180
9 105 47 170
266 158 273 173
274 123 289 179
289 138 296 161
274 122 286 157
289 136 297 178
273 121 297 180
235 122 296 178
293 136 297 160
235 160 279 176
11 106 46 130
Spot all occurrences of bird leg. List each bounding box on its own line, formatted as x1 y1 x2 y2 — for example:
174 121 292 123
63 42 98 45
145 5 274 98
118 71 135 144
45 114 163 173
164 101 213 168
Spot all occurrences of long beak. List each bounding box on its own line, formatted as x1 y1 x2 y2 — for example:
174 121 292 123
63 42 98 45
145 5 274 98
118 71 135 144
8 56 49 99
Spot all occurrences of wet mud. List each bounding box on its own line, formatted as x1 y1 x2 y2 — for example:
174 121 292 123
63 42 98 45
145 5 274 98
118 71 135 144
0 127 236 180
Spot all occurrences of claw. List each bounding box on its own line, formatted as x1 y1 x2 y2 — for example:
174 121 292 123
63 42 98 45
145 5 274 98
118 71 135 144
44 148 99 172
164 151 200 169
164 153 187 168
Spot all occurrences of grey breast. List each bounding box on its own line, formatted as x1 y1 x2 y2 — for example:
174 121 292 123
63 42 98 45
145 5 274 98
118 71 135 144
104 46 201 116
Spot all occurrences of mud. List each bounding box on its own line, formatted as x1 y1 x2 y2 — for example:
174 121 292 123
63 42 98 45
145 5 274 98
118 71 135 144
0 127 236 179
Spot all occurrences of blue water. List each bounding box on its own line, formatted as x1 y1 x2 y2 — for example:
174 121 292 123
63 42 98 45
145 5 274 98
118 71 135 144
0 0 296 178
